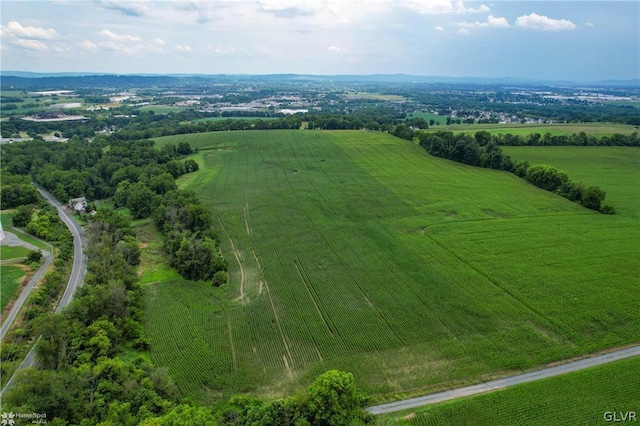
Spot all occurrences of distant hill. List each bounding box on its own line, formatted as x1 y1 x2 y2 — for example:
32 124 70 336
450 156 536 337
1 71 638 89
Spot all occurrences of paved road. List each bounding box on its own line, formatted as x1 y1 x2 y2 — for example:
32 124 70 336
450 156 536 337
367 345 640 415
35 187 87 313
0 187 86 396
0 231 53 340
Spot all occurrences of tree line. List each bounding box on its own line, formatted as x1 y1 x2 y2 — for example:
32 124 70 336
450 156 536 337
1 136 229 287
488 131 639 147
416 131 615 214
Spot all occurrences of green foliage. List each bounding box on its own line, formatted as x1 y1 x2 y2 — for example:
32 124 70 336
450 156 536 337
307 370 371 426
126 182 160 219
172 235 226 281
418 131 507 168
580 185 606 211
27 249 43 263
139 404 218 425
166 160 186 178
116 235 142 266
392 124 415 141
184 159 200 173
555 181 586 202
524 164 569 192
177 141 193 155
12 204 35 226
0 265 26 311
3 211 178 425
215 371 370 425
600 204 616 215
212 270 227 287
150 172 178 195
27 212 53 240
153 187 226 283
0 183 40 208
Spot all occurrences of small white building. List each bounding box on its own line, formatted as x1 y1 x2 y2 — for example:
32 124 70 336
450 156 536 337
69 196 88 212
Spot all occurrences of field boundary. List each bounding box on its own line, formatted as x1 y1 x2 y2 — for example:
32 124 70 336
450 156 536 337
367 345 640 415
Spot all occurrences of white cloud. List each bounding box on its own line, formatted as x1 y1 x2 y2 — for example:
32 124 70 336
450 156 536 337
154 38 166 45
258 0 319 18
52 42 71 53
458 15 509 29
209 45 237 55
97 0 150 17
585 22 594 27
1 21 58 39
453 1 490 14
100 29 141 42
78 40 98 51
175 44 193 53
487 15 509 27
99 41 122 52
252 0 490 26
458 28 470 35
515 13 576 31
397 0 489 14
435 26 444 31
328 45 349 53
12 38 49 51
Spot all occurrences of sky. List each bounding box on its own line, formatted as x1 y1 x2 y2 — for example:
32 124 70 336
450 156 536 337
1 1 638 81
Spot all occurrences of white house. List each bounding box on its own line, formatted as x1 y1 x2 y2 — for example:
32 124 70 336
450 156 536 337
69 196 88 212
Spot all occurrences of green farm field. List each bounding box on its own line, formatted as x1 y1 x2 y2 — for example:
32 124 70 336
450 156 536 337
407 113 448 126
1 265 26 311
187 117 275 124
503 146 640 217
428 122 638 137
147 130 640 403
382 355 640 425
140 106 189 114
0 245 31 260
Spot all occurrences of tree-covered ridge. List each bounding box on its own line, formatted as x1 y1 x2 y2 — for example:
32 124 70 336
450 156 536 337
416 131 615 214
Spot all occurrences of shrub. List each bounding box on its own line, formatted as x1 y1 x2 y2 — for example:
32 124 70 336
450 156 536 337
581 186 606 211
212 270 228 287
600 204 616 215
525 164 569 192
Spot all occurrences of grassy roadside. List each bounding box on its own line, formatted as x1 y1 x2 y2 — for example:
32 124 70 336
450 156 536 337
377 355 640 425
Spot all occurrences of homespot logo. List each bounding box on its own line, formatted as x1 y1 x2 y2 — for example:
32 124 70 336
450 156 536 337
1 412 47 424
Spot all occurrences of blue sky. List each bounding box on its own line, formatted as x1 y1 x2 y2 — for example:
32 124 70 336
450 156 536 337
1 1 638 81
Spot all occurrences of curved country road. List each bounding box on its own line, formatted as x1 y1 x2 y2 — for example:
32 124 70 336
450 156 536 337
35 186 87 314
367 345 640 415
0 231 52 341
0 187 86 396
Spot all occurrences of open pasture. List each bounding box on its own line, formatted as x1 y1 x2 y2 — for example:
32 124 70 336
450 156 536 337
432 122 638 137
1 265 26 311
384 355 640 425
148 130 639 402
140 105 189 114
0 245 31 260
503 146 640 217
187 116 275 124
407 113 448 125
